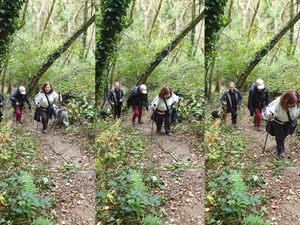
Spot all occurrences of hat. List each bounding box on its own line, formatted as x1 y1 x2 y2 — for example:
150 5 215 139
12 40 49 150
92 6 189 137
140 84 147 94
255 79 265 90
19 86 26 95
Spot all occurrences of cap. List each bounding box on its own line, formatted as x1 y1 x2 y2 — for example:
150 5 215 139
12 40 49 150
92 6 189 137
19 86 26 95
255 79 265 90
140 84 147 94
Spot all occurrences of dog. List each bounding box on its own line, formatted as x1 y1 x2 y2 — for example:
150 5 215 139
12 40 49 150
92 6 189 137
53 104 69 127
211 101 228 123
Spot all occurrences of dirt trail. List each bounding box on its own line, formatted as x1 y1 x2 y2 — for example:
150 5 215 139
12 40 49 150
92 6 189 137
125 111 204 225
24 115 95 225
238 108 300 225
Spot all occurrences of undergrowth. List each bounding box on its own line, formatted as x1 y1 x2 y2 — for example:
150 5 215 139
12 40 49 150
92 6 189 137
205 120 269 225
94 120 164 224
0 123 54 224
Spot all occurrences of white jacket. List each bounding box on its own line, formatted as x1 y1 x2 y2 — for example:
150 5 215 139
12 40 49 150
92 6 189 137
151 93 179 114
35 91 59 109
263 97 300 122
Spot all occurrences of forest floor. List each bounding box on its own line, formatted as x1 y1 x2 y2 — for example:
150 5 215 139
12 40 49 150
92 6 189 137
123 110 204 225
22 112 96 225
238 107 300 225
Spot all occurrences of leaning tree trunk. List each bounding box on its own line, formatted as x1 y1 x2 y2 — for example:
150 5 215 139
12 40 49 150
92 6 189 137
27 15 95 95
41 0 56 39
236 10 300 89
137 10 204 85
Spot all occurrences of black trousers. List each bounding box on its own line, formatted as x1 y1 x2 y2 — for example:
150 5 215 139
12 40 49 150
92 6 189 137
230 106 238 124
270 120 290 155
40 109 49 130
113 104 122 118
0 107 3 122
156 112 171 134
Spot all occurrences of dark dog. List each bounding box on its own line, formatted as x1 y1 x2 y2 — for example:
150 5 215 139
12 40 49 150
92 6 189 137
211 101 227 123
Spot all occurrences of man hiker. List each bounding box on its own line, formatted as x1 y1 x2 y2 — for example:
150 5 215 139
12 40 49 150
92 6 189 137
9 86 31 125
127 84 149 125
220 82 243 127
248 79 269 131
108 82 124 119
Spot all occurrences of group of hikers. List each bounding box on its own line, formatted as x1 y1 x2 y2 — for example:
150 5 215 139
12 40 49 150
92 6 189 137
220 79 300 158
0 82 59 133
108 82 180 135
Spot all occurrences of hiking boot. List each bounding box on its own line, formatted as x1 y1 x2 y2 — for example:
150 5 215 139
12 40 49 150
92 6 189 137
138 121 143 124
257 126 262 131
42 129 48 133
232 123 238 128
16 120 23 125
279 152 286 158
132 119 136 125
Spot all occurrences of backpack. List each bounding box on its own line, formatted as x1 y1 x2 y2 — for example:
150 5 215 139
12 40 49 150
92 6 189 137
127 86 139 107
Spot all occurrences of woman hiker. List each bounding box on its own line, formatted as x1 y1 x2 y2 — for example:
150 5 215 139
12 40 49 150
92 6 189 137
151 86 179 135
248 79 270 131
9 86 31 125
263 90 300 158
34 82 59 133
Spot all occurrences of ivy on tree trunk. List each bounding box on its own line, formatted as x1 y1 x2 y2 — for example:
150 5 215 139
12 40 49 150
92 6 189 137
95 0 132 107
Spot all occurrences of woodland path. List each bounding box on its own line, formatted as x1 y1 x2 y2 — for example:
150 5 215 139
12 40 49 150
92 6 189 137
238 107 300 225
123 110 204 225
23 113 96 225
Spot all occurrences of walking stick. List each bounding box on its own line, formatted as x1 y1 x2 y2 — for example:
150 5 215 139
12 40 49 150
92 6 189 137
262 131 269 154
150 119 154 143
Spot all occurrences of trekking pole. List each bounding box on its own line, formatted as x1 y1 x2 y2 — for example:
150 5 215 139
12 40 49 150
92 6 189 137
150 119 154 143
262 132 269 154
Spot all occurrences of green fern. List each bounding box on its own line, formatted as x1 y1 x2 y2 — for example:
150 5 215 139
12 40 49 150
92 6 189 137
229 170 246 193
129 169 146 192
19 171 37 195
243 215 269 225
33 217 53 225
142 215 165 225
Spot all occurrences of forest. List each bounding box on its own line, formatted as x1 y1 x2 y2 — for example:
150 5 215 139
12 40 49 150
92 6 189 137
0 0 300 225
205 0 300 224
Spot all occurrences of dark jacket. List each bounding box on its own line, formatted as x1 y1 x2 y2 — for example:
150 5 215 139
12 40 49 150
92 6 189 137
9 89 31 109
108 89 124 106
127 86 148 108
0 94 4 108
248 84 269 113
220 89 242 112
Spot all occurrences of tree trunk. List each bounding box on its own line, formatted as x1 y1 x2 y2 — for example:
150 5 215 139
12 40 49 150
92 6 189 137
288 0 294 56
95 0 131 106
0 0 26 69
148 0 163 38
247 0 260 42
27 15 95 95
237 11 300 89
41 0 56 38
188 0 196 57
81 0 88 58
137 10 204 85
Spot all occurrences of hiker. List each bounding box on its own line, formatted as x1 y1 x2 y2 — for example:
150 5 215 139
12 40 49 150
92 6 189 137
151 86 179 135
34 82 59 133
220 82 243 127
263 90 300 158
0 90 4 122
108 82 124 118
127 84 149 125
248 79 270 131
9 86 31 124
